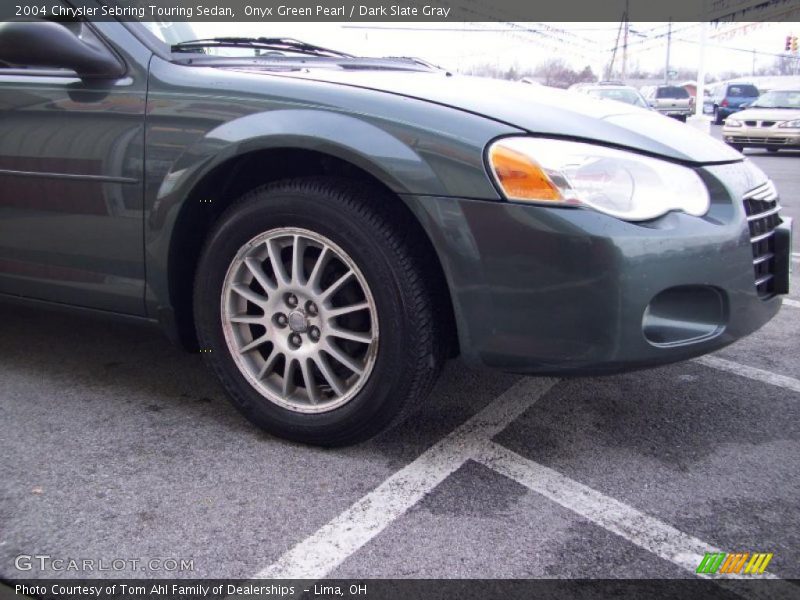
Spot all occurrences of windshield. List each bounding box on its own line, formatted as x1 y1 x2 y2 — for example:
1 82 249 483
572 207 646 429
727 84 759 98
587 88 648 108
655 86 689 99
750 90 800 109
141 22 198 45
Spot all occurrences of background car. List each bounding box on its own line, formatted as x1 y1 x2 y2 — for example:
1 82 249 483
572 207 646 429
710 81 760 124
569 82 650 109
722 88 800 152
703 89 715 114
640 85 693 122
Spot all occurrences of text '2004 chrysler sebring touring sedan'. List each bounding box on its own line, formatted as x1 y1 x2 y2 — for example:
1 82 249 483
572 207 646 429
0 13 793 445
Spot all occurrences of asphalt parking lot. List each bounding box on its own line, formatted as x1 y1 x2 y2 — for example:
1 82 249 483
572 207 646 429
1 124 799 586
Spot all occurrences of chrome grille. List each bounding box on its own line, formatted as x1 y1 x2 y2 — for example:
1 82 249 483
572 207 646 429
742 120 776 127
729 136 790 145
743 181 782 298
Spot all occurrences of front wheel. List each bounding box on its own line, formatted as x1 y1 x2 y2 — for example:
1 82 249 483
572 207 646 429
194 177 445 445
713 107 723 125
727 143 744 153
767 148 779 153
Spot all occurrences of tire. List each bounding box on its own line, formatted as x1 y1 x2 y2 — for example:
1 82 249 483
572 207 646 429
678 115 687 123
767 148 779 153
713 107 723 125
727 143 744 153
194 177 445 446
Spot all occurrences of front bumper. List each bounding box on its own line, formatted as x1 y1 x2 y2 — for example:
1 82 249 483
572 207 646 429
723 126 800 148
407 163 790 375
656 107 692 118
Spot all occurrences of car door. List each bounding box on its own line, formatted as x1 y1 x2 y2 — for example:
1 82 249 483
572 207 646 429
0 7 146 315
715 85 726 106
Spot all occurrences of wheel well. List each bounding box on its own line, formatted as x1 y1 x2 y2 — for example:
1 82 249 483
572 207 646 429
165 148 459 357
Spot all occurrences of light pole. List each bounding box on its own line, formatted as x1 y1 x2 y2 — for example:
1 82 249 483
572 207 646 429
695 21 707 118
664 20 672 84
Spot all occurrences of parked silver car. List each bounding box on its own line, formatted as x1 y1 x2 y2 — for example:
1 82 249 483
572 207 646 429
569 83 650 109
641 85 693 122
722 88 800 152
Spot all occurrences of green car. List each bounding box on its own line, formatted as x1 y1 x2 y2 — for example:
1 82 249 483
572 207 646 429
0 13 793 445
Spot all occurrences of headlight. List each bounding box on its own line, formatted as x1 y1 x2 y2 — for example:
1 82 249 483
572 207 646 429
725 119 742 127
778 119 800 128
487 137 710 221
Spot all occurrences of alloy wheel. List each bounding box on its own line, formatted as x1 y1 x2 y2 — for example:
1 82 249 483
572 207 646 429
220 228 379 413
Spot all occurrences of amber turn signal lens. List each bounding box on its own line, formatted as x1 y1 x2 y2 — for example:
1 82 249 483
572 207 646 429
489 143 562 202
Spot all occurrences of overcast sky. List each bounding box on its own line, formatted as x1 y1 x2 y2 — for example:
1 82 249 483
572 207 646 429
185 21 799 77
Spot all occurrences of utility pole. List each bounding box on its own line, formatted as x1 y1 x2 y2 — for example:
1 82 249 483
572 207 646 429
608 16 624 79
752 49 756 76
664 20 672 84
695 21 707 119
621 0 629 81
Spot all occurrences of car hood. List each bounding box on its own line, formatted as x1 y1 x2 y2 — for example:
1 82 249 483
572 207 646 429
248 68 742 164
729 107 800 122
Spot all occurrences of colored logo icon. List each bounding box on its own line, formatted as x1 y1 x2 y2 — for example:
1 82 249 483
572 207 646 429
696 552 773 575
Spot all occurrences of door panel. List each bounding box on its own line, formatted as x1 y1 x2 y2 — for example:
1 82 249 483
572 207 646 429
0 70 146 314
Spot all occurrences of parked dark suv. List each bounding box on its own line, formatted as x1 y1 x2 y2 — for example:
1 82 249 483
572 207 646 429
711 82 760 125
0 11 792 445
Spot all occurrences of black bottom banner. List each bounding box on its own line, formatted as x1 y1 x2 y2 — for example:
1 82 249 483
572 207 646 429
4 579 800 600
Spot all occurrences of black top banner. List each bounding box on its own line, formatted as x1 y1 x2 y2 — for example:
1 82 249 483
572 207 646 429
2 0 800 22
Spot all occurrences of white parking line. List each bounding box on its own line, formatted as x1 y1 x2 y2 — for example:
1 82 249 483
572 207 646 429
475 442 716 574
256 377 558 579
475 443 800 600
257 354 797 583
475 442 751 577
695 355 800 394
784 298 800 308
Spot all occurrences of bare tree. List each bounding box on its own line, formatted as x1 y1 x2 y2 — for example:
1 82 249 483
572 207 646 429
772 53 800 76
534 58 596 88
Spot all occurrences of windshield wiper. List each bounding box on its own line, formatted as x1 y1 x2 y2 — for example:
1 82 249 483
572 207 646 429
172 37 353 58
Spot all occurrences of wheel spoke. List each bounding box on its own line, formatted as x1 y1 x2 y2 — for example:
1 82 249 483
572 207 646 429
266 239 291 287
320 270 353 302
239 332 270 354
327 301 369 317
307 246 330 291
257 349 282 379
291 235 307 285
328 327 373 344
231 283 268 307
299 358 319 405
282 358 297 397
244 257 276 293
324 343 364 375
229 314 264 325
313 354 345 397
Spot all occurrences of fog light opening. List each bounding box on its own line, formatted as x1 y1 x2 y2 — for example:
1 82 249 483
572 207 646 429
642 285 728 347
